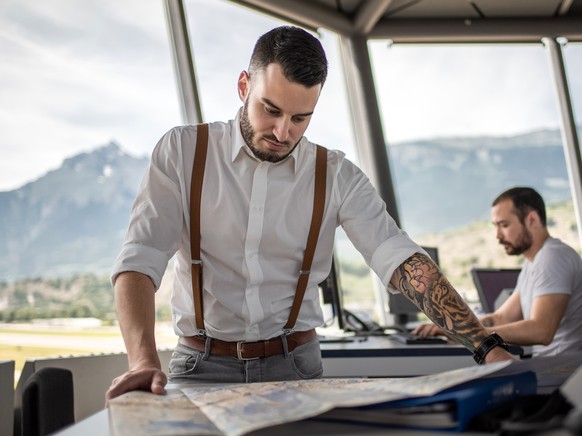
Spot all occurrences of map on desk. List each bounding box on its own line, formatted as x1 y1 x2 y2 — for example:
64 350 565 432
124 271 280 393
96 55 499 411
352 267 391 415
108 361 517 436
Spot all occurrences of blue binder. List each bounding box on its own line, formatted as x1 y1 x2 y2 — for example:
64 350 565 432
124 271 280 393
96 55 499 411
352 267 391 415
317 370 537 432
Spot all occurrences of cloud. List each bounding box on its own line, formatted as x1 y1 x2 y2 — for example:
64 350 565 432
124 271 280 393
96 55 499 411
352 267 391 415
0 0 181 190
1 0 580 191
369 42 580 143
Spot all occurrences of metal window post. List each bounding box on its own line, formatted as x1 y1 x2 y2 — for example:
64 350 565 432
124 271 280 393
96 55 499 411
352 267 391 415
163 0 203 125
544 37 582 248
337 33 401 226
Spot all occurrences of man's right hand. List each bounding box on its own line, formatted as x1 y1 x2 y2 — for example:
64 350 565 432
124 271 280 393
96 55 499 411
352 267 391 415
411 322 445 337
105 365 167 405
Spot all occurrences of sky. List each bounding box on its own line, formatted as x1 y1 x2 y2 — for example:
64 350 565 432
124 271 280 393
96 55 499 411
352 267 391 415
0 0 581 191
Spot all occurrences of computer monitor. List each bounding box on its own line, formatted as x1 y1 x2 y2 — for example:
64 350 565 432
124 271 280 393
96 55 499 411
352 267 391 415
388 246 439 328
471 268 521 313
321 247 440 332
321 255 388 334
319 255 345 330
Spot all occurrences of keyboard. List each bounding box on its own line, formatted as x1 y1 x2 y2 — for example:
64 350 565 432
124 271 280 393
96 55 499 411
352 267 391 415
390 331 448 345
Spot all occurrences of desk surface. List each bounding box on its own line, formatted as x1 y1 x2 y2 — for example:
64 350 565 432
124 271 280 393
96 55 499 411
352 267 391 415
56 390 570 436
319 334 523 377
56 407 497 436
319 332 524 357
320 333 467 356
57 354 582 436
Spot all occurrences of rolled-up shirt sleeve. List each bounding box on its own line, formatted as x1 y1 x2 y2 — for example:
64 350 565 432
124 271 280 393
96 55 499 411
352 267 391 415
371 237 426 293
335 157 425 294
110 129 184 290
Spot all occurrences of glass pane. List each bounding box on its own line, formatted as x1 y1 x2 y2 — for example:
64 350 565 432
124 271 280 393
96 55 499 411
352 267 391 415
563 41 582 139
0 0 181 191
369 42 580 306
184 0 370 326
0 0 182 377
184 0 356 161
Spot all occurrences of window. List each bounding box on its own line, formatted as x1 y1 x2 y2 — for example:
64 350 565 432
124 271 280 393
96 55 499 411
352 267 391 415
563 42 582 137
184 0 356 160
184 0 374 323
0 0 182 379
0 0 181 191
369 42 580 304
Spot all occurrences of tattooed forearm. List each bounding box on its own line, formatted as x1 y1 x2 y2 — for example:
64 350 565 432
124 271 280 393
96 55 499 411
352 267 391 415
390 253 487 350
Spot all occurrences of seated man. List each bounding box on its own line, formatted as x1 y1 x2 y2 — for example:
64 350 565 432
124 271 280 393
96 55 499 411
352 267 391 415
414 187 582 357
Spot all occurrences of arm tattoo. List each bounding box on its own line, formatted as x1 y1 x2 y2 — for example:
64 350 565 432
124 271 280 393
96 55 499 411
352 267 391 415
392 253 486 350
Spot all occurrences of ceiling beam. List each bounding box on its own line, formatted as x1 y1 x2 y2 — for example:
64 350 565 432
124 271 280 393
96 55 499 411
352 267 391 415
230 0 355 35
353 0 394 34
557 0 574 15
369 17 582 43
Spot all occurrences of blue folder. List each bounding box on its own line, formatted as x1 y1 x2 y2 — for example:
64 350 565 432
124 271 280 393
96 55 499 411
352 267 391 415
317 370 537 432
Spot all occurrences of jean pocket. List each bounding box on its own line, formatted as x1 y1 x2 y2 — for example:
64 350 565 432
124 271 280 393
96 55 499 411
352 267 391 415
168 344 202 377
290 338 323 379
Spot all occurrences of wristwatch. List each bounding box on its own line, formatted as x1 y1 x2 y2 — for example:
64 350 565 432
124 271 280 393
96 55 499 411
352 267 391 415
473 332 510 365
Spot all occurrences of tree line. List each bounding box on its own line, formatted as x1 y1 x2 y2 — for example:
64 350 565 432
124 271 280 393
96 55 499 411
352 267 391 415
0 273 175 324
0 274 117 323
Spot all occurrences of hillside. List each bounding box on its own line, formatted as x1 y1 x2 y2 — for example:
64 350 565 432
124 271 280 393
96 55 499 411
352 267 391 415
390 128 575 235
417 199 581 302
1 199 578 323
0 126 578 283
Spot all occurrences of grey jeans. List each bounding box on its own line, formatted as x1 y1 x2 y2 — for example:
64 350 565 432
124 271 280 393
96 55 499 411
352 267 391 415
168 335 323 383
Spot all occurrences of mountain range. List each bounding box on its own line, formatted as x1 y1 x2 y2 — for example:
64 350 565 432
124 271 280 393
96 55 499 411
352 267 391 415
0 143 148 281
390 128 575 236
0 127 577 281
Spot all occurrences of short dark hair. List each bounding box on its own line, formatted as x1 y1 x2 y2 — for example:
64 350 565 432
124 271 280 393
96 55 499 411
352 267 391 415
492 186 547 227
249 26 328 87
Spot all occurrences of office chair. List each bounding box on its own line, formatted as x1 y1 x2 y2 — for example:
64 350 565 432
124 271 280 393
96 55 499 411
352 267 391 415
22 367 75 436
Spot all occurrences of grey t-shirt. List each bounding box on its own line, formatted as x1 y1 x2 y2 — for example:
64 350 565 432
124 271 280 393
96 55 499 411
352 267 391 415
517 237 582 356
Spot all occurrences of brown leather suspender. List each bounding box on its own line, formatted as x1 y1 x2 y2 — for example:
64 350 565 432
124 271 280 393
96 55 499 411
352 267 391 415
283 145 327 330
190 124 209 330
189 123 327 332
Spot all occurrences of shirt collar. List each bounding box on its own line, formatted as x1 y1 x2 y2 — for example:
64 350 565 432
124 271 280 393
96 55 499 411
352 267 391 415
232 108 301 174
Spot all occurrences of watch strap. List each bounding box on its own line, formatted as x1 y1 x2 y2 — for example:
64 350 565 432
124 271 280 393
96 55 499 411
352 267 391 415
473 332 510 365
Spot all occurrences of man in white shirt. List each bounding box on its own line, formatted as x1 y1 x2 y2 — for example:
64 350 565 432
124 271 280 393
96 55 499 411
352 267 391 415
106 26 513 402
414 187 582 357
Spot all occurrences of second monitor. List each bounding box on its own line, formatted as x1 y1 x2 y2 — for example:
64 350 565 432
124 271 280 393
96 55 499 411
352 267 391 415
471 267 521 313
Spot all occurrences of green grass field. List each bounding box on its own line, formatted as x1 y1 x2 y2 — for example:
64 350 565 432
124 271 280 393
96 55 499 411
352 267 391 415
0 323 176 387
0 325 125 387
0 343 97 387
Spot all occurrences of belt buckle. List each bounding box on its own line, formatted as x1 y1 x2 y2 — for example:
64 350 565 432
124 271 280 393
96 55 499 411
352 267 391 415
236 341 259 360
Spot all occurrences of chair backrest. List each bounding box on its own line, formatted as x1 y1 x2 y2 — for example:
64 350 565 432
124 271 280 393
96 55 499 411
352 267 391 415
22 367 75 436
0 360 15 436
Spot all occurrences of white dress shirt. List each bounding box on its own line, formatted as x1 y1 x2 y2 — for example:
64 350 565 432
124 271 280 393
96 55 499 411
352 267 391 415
111 109 422 342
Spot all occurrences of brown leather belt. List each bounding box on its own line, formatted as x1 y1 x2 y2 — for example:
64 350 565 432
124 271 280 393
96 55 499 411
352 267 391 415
179 329 317 360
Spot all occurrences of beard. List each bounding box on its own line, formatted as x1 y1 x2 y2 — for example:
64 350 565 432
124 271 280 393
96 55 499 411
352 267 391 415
239 100 294 163
499 226 533 255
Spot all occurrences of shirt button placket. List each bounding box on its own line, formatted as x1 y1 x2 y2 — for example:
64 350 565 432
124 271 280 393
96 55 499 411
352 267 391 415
244 163 269 331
